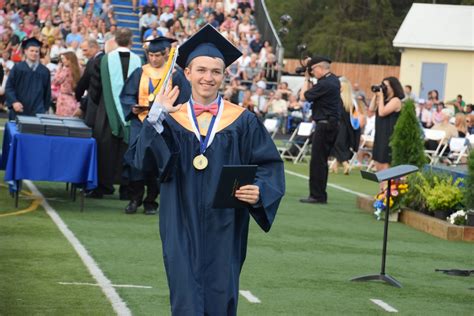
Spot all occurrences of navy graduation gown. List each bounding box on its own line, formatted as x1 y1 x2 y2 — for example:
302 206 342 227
120 66 191 181
5 61 51 120
129 102 285 315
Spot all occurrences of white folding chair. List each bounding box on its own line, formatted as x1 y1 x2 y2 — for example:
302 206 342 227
446 137 468 165
423 129 447 165
351 134 375 171
264 118 279 139
279 122 314 164
447 135 474 165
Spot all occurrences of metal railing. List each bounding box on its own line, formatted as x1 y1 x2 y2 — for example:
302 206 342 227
254 0 284 82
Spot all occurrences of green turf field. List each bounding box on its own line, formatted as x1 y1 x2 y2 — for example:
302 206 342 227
1 158 473 314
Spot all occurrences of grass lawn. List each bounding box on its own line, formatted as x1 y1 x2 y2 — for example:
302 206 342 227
1 150 473 314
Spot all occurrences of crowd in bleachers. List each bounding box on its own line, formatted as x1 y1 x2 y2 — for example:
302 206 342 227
0 0 294 121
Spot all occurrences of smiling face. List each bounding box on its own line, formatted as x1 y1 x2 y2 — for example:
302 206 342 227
185 56 225 104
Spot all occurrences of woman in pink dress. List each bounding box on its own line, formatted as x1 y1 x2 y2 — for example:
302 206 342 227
53 51 81 116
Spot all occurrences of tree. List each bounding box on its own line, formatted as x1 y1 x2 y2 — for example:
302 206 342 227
265 0 471 65
390 99 426 168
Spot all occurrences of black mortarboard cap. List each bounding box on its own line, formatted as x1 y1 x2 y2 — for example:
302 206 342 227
308 55 332 68
177 24 242 69
145 36 177 53
21 37 42 49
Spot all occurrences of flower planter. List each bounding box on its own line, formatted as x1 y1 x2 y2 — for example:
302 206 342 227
433 210 452 221
356 195 474 242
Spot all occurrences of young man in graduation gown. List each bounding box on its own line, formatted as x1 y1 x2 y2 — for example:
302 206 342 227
6 38 51 120
120 37 191 215
128 24 285 315
87 28 142 199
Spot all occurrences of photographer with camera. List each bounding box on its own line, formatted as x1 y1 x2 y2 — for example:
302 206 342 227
299 55 341 204
369 77 404 172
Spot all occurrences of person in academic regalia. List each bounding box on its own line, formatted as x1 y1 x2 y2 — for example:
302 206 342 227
127 24 285 315
120 36 191 215
5 37 51 120
86 28 142 199
74 38 104 127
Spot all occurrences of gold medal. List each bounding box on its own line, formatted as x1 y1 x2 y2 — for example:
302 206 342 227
193 154 208 170
148 94 155 102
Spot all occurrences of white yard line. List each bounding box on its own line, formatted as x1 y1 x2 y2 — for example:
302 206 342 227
370 299 398 312
284 169 371 198
0 126 4 131
59 282 152 289
24 180 132 316
239 290 261 303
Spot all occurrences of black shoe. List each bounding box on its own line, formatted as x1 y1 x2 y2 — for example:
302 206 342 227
125 200 139 214
299 197 327 204
85 190 103 199
143 204 158 215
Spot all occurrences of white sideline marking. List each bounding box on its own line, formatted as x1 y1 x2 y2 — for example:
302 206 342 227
0 126 4 131
239 290 261 303
24 180 132 316
284 169 371 198
370 299 398 312
59 282 152 289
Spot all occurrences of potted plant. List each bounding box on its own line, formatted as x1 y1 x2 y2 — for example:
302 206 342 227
373 179 409 221
403 170 453 214
417 175 463 220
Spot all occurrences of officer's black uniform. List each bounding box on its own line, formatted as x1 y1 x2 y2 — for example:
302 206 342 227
302 66 341 203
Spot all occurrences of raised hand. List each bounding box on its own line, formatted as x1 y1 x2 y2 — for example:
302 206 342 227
154 84 181 113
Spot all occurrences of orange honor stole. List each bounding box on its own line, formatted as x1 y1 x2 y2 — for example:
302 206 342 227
137 64 171 121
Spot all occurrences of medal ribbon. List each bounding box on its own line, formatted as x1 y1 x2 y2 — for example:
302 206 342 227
148 78 161 99
189 95 222 155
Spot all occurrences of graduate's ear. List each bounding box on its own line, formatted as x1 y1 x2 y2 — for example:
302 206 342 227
184 65 191 81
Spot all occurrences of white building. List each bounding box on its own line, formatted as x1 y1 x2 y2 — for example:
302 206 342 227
393 3 474 103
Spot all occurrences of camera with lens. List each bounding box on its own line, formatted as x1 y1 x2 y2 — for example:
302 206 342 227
295 66 307 75
295 44 309 75
371 84 387 94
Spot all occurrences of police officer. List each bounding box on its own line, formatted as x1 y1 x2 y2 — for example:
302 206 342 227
299 56 341 204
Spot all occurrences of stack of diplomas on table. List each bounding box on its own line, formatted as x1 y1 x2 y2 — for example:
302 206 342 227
15 116 44 134
42 118 69 136
15 115 92 138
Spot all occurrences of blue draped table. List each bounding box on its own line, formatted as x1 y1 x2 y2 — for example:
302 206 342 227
1 122 98 198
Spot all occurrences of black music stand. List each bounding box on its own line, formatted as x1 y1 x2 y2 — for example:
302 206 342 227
351 164 418 288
